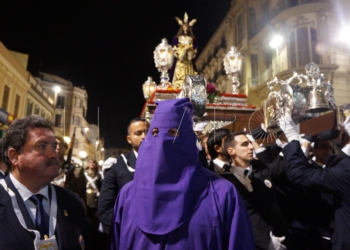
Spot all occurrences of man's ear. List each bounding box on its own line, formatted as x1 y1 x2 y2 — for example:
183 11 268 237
213 144 222 153
126 135 132 145
7 148 19 166
227 147 235 157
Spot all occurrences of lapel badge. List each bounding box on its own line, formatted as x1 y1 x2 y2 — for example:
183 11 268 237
63 210 68 216
264 179 272 188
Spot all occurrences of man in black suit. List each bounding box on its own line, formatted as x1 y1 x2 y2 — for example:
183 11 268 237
310 138 334 168
280 114 350 249
98 117 148 234
223 132 288 250
207 128 232 173
0 115 85 250
325 133 350 169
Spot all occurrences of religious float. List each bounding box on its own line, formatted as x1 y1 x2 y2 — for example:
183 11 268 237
141 13 256 135
140 13 350 143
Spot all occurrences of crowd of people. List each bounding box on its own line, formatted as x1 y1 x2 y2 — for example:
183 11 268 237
0 98 350 249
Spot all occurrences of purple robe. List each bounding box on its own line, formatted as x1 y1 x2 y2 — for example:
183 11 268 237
111 98 255 249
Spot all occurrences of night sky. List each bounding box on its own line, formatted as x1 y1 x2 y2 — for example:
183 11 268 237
0 0 231 147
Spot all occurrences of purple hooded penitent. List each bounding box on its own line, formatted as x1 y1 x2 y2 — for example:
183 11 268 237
111 98 255 250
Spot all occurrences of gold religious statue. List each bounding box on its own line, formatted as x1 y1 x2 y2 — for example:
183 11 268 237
170 13 198 90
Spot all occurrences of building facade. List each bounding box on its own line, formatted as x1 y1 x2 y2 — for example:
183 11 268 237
0 42 54 137
36 72 96 163
196 0 350 108
0 42 104 165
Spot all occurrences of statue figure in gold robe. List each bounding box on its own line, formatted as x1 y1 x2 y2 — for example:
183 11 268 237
170 13 198 90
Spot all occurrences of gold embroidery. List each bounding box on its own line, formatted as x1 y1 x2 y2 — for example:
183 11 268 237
39 241 57 250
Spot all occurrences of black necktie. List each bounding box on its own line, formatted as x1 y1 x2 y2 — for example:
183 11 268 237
223 164 231 172
29 194 49 239
244 169 249 178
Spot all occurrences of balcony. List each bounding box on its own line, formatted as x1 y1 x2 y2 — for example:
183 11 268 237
260 68 273 84
248 77 259 87
270 0 331 20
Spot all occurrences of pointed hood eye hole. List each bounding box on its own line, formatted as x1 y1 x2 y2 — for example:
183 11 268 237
152 128 159 137
168 128 180 137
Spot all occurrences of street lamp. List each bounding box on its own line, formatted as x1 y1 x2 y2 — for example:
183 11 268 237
223 46 244 94
269 35 284 74
79 150 87 158
79 150 88 167
53 85 61 107
269 35 283 49
63 136 71 145
339 27 350 69
154 38 174 89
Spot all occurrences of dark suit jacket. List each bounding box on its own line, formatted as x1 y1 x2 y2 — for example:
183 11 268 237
265 154 333 250
53 163 87 204
221 160 287 250
198 149 209 169
0 182 85 250
98 151 136 233
283 140 350 250
256 149 274 165
325 150 348 169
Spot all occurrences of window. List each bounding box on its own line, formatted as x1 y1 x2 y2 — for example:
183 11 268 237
251 54 258 87
26 100 33 116
74 140 79 148
34 105 40 115
55 114 62 127
289 27 320 67
41 110 46 118
236 13 244 44
297 27 309 66
310 28 320 64
76 98 81 108
73 115 80 126
249 8 256 38
2 85 10 110
14 94 20 117
290 32 296 67
56 96 65 109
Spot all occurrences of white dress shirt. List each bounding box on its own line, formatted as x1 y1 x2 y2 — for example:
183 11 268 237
212 158 229 175
10 174 50 225
231 165 253 192
342 144 350 156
